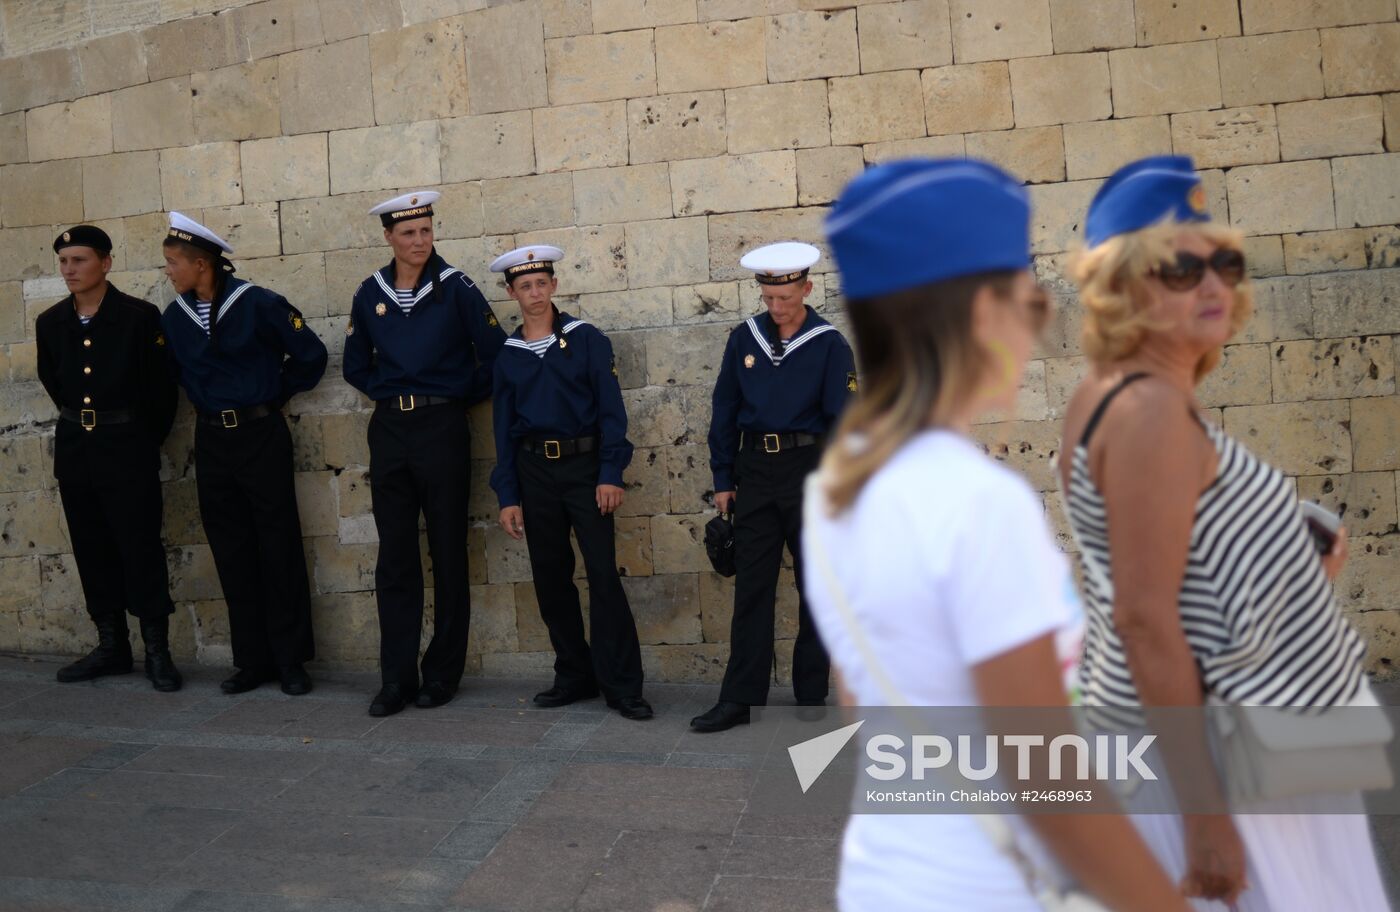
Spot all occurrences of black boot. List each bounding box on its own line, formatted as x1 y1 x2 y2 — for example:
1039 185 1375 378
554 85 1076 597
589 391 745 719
140 617 183 693
56 612 133 683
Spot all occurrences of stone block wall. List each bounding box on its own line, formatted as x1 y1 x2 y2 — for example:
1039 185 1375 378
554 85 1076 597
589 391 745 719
0 0 1397 682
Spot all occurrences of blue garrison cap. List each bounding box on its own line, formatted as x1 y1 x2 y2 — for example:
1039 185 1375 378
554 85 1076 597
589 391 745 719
824 158 1031 300
1084 155 1210 248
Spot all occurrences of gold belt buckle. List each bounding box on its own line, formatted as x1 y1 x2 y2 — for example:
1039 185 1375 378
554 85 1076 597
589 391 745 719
79 408 96 430
544 440 562 459
221 409 238 429
763 433 781 453
399 394 415 411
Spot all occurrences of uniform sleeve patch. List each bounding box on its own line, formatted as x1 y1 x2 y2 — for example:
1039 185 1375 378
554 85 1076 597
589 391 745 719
846 371 858 392
486 309 499 327
289 312 305 331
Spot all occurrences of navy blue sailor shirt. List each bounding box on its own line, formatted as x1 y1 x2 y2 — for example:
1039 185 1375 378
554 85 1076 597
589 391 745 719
708 305 856 492
489 312 633 509
161 276 328 414
342 251 507 404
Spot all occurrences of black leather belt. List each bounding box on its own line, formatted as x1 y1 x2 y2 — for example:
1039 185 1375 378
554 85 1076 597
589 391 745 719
743 431 822 454
521 436 599 459
196 404 276 429
376 395 463 412
60 407 132 430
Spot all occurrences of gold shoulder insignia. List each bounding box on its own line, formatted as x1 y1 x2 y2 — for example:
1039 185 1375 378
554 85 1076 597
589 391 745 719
155 332 166 347
486 310 499 327
289 312 305 331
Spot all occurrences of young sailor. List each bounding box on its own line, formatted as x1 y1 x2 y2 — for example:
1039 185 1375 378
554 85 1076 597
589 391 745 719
489 245 652 721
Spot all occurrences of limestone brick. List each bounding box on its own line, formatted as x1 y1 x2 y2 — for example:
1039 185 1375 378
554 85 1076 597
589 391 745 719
191 59 281 143
965 126 1065 184
830 70 926 146
1222 400 1352 475
278 38 375 135
159 142 243 211
1277 97 1385 161
948 0 1053 63
1386 94 1400 152
481 172 574 234
1321 24 1400 96
617 446 673 516
532 102 628 173
1337 539 1400 620
1242 235 1285 278
621 386 688 446
1333 154 1400 229
399 0 486 26
112 78 195 153
628 92 728 165
463 4 549 115
1049 0 1134 53
1241 0 1395 34
922 62 1014 136
1009 52 1111 127
0 49 81 115
0 284 27 343
368 18 469 125
1283 228 1400 275
796 145 863 205
329 121 441 195
0 114 25 166
431 182 484 240
546 31 657 106
627 573 703 643
76 32 149 96
1135 0 1240 45
857 0 952 73
234 0 326 59
143 14 244 82
241 134 329 203
1226 161 1335 235
1171 106 1279 169
1297 473 1398 537
1027 179 1101 254
1272 336 1395 403
195 203 278 260
699 0 797 18
514 225 627 294
971 419 1060 491
593 0 698 32
1310 269 1400 338
765 10 859 83
625 217 710 287
316 0 403 42
650 514 714 574
574 163 674 225
1235 277 1313 344
725 81 830 154
1063 116 1171 180
1218 31 1325 109
1109 42 1222 117
643 322 731 386
440 111 536 182
0 161 83 228
239 253 329 317
672 281 742 324
281 190 387 254
4 1 91 55
83 152 163 220
1352 397 1400 470
656 20 767 94
670 151 796 216
863 134 967 163
708 208 830 280
26 95 112 162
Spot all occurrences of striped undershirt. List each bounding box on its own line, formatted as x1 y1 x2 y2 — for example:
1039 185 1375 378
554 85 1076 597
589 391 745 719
394 288 415 315
195 300 212 333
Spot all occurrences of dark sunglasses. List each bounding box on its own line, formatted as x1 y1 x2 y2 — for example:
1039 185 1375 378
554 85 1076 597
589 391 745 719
1153 249 1246 292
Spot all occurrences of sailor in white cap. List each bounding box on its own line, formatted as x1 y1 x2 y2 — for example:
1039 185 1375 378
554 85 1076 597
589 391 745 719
160 211 328 698
343 190 507 717
691 241 856 733
487 245 652 721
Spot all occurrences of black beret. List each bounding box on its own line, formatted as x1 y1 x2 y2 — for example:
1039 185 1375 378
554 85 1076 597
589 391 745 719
53 225 113 255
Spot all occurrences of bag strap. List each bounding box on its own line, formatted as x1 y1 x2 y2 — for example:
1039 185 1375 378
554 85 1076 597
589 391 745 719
802 479 1071 906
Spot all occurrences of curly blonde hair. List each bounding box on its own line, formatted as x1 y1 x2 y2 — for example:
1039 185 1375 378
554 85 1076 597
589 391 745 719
1070 221 1253 380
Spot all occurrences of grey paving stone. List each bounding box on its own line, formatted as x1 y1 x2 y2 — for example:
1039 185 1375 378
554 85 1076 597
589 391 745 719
276 755 515 821
735 810 848 840
73 769 294 810
0 733 107 795
77 741 158 769
173 890 429 912
391 857 480 905
1 686 204 729
275 702 386 740
720 835 840 880
211 811 454 858
570 749 672 766
167 848 418 902
124 745 327 780
535 720 601 750
365 710 555 748
521 789 745 835
16 766 110 800
431 820 513 861
576 830 724 912
450 822 618 912
0 876 193 911
197 699 322 735
552 761 754 800
579 711 684 754
667 751 759 770
0 680 52 709
703 875 837 912
465 786 541 824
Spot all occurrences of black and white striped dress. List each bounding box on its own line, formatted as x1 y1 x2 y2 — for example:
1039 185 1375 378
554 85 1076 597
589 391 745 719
1064 377 1366 713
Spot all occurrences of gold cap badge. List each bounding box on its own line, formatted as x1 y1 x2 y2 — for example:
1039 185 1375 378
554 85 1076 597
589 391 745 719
63 231 71 242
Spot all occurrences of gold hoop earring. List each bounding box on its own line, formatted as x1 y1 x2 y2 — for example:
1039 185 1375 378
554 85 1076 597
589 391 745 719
982 338 1020 401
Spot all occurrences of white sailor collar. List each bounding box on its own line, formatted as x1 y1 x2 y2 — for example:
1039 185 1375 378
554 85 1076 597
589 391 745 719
744 307 837 365
174 278 253 332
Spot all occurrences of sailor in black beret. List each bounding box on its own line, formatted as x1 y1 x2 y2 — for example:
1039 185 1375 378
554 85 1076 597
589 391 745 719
160 211 328 698
36 226 182 690
344 190 507 717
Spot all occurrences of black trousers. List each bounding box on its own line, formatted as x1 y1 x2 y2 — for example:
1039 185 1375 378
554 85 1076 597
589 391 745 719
369 403 473 692
517 448 643 701
195 412 315 672
720 444 830 706
58 467 173 624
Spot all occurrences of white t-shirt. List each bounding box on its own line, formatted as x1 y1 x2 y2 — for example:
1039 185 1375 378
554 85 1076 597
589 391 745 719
802 430 1084 912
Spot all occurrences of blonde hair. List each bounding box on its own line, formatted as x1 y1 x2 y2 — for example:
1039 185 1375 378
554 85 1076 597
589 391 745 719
820 273 1013 513
1070 221 1253 380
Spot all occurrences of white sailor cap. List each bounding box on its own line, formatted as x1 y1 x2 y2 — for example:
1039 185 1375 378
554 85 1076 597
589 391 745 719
740 241 820 285
167 211 233 256
369 191 441 227
489 245 565 283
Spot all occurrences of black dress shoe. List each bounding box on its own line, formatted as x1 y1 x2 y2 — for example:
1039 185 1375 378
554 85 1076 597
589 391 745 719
690 701 750 733
280 664 312 696
415 681 455 708
220 667 276 695
607 696 654 721
369 684 414 717
533 684 600 708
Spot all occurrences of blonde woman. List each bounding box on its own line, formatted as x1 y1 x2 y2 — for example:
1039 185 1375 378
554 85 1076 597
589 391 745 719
1059 155 1388 910
803 158 1189 912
